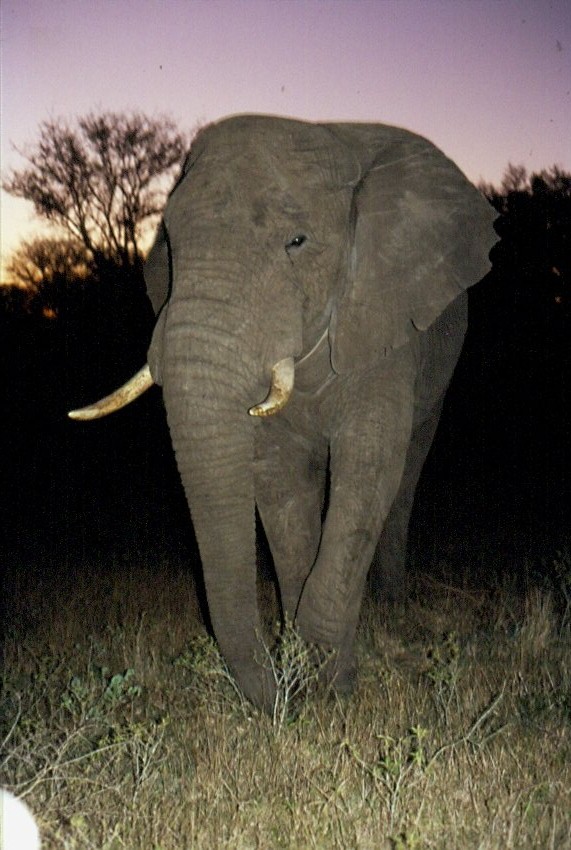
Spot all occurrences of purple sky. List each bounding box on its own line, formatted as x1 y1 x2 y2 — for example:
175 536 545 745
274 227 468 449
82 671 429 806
1 0 569 279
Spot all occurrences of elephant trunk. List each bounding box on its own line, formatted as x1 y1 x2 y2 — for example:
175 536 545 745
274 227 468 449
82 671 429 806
160 319 274 709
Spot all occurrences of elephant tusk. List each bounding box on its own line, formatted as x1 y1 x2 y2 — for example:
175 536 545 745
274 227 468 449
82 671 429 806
248 357 295 417
68 364 154 420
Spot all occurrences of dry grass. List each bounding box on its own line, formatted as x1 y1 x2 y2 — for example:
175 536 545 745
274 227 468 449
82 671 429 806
1 552 570 849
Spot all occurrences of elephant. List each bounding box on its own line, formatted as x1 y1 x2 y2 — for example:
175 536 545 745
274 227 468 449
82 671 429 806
69 115 497 710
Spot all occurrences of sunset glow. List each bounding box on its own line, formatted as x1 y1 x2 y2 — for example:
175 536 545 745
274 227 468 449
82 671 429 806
1 0 570 280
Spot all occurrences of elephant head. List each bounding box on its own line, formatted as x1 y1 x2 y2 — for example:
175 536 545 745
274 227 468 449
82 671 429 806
70 115 496 709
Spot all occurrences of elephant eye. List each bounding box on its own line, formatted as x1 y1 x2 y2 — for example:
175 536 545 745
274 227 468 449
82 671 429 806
285 234 307 254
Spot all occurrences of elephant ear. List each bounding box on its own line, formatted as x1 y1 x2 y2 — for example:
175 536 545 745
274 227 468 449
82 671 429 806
325 124 498 372
145 148 194 315
144 221 173 386
144 220 172 316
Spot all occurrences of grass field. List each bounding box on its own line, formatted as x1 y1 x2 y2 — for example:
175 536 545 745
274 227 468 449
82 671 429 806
2 550 570 849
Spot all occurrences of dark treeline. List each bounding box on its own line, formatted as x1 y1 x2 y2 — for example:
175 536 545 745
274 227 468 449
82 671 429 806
413 164 570 569
470 165 569 485
1 115 569 584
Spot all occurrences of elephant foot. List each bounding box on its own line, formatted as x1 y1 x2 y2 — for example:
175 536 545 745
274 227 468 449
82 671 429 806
230 659 277 713
317 647 357 699
295 605 359 698
330 659 357 695
233 641 357 712
367 556 409 604
293 627 357 699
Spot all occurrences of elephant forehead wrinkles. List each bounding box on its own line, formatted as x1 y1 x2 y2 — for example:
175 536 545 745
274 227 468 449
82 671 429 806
190 136 339 198
173 166 314 233
250 192 312 230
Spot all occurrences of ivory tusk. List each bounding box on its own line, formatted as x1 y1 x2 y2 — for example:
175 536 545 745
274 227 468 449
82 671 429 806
248 357 295 417
68 364 154 420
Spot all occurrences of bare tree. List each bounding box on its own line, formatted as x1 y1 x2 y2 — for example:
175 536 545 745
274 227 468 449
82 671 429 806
6 237 92 290
4 111 187 272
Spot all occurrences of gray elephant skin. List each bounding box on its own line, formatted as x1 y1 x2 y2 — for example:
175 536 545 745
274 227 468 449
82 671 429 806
70 115 497 709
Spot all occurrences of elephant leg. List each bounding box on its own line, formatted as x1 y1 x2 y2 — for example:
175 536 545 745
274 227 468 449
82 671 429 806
369 397 445 602
297 391 414 691
254 419 328 621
